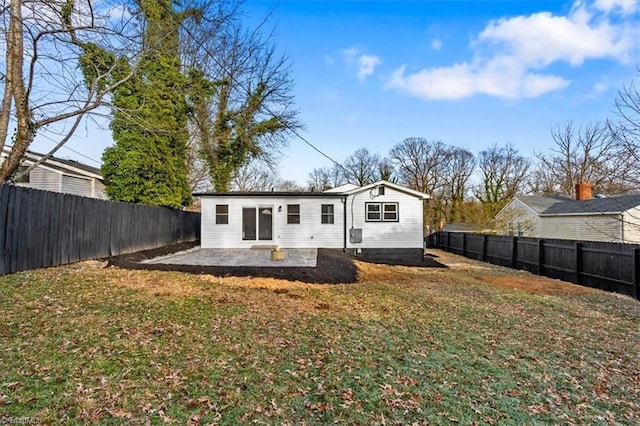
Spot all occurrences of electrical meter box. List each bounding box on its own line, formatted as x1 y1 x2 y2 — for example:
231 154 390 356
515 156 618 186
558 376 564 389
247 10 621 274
350 228 362 243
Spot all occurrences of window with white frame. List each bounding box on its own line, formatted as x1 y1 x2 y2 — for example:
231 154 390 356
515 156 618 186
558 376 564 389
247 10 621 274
366 202 398 222
366 203 381 221
321 204 334 224
287 204 300 224
383 203 398 221
215 204 229 224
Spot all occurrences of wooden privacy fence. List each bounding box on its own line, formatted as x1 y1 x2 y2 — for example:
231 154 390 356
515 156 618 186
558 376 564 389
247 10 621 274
0 184 201 275
430 231 640 300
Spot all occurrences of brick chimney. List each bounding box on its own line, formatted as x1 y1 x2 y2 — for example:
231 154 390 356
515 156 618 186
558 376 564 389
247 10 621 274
575 182 592 201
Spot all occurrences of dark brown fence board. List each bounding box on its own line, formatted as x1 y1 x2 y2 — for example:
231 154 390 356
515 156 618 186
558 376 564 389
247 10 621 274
514 237 538 273
9 186 21 273
0 184 200 275
0 186 10 274
433 231 640 300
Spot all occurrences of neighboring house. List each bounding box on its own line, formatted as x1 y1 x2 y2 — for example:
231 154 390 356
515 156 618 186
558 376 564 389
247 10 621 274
1 147 106 199
497 195 571 237
497 182 640 243
196 180 430 254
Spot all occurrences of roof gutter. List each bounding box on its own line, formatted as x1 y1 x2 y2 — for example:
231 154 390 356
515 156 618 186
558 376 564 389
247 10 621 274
539 211 622 217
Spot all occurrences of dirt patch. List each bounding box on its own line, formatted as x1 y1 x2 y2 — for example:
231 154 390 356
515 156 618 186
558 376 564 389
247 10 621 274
480 274 599 296
424 249 490 270
107 242 357 284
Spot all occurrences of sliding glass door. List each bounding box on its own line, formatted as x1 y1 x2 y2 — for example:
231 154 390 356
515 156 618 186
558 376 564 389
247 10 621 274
242 206 272 241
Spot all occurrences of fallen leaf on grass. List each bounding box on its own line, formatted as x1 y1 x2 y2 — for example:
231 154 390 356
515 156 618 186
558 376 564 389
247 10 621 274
107 409 133 419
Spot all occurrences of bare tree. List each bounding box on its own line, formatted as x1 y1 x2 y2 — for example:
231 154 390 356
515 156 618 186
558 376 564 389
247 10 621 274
377 158 396 182
181 5 301 191
275 179 303 192
533 121 633 195
475 143 531 216
342 147 380 186
610 75 640 187
389 137 449 194
232 159 278 192
0 0 139 184
441 146 476 223
389 137 450 229
186 136 212 192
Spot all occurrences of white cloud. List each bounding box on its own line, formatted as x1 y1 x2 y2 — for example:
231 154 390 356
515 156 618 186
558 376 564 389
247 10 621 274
340 46 382 82
594 0 639 14
386 1 640 101
386 63 570 100
357 54 382 82
588 79 610 97
341 47 359 65
430 38 443 51
477 9 632 67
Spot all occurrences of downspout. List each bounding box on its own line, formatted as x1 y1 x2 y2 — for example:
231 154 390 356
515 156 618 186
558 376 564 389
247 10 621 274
620 213 624 242
343 195 347 251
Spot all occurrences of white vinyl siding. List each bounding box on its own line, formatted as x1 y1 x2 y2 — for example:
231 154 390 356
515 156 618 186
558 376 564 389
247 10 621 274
61 174 93 197
201 196 344 248
94 181 107 199
346 187 424 249
538 215 621 242
28 167 62 192
622 207 640 244
200 185 426 249
496 198 542 237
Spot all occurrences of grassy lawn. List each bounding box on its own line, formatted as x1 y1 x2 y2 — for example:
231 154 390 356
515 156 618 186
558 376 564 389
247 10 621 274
1 250 639 424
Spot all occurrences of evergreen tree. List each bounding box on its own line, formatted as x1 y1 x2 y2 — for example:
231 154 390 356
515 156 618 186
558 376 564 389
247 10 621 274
102 0 191 208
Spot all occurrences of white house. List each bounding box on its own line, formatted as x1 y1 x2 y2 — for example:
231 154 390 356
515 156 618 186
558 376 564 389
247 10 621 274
196 180 430 253
497 182 640 243
1 146 106 199
497 195 571 237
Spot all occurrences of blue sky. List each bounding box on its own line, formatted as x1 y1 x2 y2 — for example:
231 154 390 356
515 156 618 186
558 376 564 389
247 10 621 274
32 0 640 185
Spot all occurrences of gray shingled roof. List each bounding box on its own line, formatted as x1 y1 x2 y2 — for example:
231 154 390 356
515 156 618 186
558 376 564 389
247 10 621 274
44 155 102 176
516 195 572 213
541 194 640 215
3 146 103 177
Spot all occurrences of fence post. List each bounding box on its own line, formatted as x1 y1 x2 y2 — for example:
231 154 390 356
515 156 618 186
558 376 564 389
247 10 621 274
574 242 582 284
462 233 467 257
511 236 518 268
445 232 450 252
482 235 488 262
632 248 640 301
537 239 544 275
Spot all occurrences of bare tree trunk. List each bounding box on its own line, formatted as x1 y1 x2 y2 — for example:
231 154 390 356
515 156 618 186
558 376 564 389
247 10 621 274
0 0 33 184
0 29 12 154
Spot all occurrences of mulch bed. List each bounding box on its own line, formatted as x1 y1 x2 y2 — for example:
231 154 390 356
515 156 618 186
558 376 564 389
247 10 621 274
107 242 358 284
107 242 446 284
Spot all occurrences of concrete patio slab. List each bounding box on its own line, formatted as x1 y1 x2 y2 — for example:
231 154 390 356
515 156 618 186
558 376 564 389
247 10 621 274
141 247 318 268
